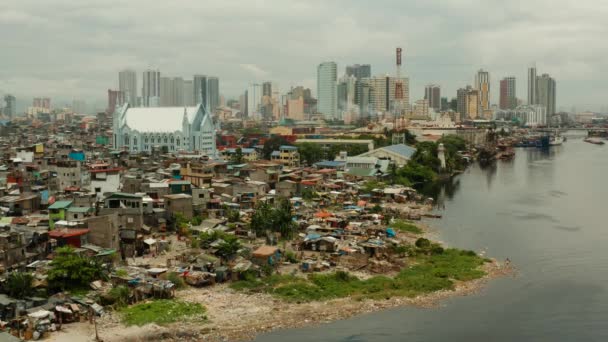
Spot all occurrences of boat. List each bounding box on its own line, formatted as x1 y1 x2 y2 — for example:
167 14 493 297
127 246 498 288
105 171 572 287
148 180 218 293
584 137 605 145
549 135 564 146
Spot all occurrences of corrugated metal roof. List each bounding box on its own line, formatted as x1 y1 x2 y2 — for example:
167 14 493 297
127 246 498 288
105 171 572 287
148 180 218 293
382 144 417 159
48 200 73 209
124 105 199 133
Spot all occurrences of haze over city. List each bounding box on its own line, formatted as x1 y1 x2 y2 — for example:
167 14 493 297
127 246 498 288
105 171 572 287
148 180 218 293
1 0 608 112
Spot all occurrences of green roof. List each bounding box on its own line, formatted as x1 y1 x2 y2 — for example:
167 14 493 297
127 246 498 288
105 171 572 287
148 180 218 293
48 200 73 209
67 206 93 213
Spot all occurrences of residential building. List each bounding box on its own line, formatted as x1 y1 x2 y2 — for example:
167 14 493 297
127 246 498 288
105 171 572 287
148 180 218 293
33 97 51 109
537 74 556 116
528 66 537 105
475 69 490 115
183 80 195 106
262 82 272 97
366 76 410 114
107 90 125 113
412 99 429 118
424 84 441 111
247 83 262 119
271 145 300 167
345 64 371 80
112 103 217 155
499 77 517 110
119 69 138 106
3 95 16 119
317 62 338 120
142 69 161 107
457 86 480 121
160 77 184 107
494 105 547 126
208 77 220 112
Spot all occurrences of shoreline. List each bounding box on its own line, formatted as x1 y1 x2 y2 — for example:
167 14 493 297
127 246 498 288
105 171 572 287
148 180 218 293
48 218 515 342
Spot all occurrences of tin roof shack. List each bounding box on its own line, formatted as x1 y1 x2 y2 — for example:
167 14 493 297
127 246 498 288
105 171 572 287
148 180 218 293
0 231 27 271
48 200 72 229
300 235 339 253
0 193 40 216
99 193 143 231
66 206 94 222
164 194 193 221
252 246 281 266
49 228 89 248
86 214 120 250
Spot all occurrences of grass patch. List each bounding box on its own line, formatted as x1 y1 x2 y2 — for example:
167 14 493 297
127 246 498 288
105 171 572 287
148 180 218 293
120 300 206 326
391 220 423 234
232 249 486 302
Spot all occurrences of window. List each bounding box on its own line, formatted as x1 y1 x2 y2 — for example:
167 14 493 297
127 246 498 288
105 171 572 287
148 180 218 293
73 214 78 219
199 194 205 198
95 187 101 193
127 217 133 223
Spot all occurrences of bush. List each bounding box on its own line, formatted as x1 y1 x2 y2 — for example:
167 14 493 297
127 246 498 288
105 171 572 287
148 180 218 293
415 238 431 248
47 246 106 291
167 272 185 289
284 250 298 263
5 272 34 299
108 285 130 307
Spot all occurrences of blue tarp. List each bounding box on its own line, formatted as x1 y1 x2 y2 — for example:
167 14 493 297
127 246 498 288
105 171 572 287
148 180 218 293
305 233 321 241
386 228 396 238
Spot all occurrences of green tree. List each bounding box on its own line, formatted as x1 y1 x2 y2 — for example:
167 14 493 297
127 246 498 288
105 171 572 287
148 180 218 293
217 235 242 258
412 141 441 172
231 147 244 164
250 202 273 236
262 136 291 159
297 143 324 166
5 272 34 299
273 199 297 239
48 246 106 291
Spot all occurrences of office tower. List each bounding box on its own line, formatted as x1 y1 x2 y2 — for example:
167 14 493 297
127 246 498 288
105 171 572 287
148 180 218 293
475 69 490 113
33 98 51 109
3 95 16 119
440 97 449 111
183 80 194 106
262 81 272 97
208 77 220 112
72 100 87 114
317 62 338 120
365 75 409 114
247 84 262 119
537 74 556 116
345 64 371 79
499 77 517 110
193 75 208 108
160 77 172 106
119 69 138 106
457 86 479 121
142 69 161 107
528 66 537 105
424 84 441 111
107 90 125 113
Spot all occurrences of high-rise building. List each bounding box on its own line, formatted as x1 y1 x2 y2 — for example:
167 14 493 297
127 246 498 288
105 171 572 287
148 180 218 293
208 77 220 112
345 64 371 79
499 77 517 110
456 86 479 121
3 95 16 119
183 80 194 106
337 75 357 111
247 84 262 119
119 69 138 106
317 62 338 120
107 90 125 113
424 84 441 111
365 75 409 114
262 82 272 97
142 69 161 107
33 98 51 109
72 100 87 114
440 97 449 111
537 74 556 116
193 75 208 108
528 66 537 105
475 70 490 114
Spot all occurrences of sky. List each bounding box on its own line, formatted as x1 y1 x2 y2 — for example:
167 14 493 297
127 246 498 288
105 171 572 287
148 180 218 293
1 0 607 113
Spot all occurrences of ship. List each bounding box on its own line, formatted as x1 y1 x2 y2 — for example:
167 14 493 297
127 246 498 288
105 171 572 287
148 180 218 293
584 137 605 145
549 135 564 146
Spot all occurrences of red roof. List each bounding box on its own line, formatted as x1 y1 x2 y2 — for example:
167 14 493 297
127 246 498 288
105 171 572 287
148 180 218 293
49 228 90 238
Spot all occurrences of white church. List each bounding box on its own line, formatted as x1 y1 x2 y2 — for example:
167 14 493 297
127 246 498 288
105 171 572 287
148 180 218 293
112 103 218 156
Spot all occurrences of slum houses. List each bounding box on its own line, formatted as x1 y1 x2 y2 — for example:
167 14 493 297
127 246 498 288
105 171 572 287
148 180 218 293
0 117 433 339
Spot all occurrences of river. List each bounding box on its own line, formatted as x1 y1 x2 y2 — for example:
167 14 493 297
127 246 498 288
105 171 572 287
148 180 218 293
258 134 608 341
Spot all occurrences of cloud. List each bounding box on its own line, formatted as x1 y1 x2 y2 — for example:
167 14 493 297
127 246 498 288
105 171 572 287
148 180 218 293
1 0 608 112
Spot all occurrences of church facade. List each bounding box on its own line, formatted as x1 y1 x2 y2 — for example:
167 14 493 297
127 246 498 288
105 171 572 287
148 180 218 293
112 103 217 156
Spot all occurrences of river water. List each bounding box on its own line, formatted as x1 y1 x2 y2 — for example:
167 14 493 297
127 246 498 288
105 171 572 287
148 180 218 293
258 134 608 342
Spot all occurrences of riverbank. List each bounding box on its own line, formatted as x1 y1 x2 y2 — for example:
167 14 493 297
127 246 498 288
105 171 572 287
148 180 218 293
49 221 514 342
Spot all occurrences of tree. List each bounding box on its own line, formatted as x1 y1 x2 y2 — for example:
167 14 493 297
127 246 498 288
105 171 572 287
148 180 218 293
231 147 244 164
262 136 291 160
217 235 242 258
47 246 106 291
297 143 324 166
412 141 441 172
272 199 297 239
250 202 273 236
5 272 34 299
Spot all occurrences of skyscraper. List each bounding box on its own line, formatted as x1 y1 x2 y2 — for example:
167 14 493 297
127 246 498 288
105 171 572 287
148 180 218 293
456 86 479 121
142 69 161 107
537 74 556 116
107 90 125 113
345 64 371 79
317 62 338 120
72 100 87 114
499 77 517 110
475 69 490 116
193 75 208 108
3 95 16 119
119 69 138 106
247 84 262 119
262 82 272 97
208 77 220 112
424 84 441 111
183 80 194 106
528 66 537 105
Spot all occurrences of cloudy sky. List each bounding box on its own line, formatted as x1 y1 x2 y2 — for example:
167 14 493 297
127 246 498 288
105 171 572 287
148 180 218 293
1 0 607 112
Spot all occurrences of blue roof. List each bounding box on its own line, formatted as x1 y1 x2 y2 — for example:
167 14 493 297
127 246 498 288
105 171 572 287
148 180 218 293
382 144 417 159
279 145 298 151
271 151 280 157
314 160 345 168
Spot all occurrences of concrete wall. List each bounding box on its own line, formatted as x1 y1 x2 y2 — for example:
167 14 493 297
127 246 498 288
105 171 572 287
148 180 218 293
87 214 120 249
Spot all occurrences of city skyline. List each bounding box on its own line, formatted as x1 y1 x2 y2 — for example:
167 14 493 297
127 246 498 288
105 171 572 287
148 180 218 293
1 1 607 113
